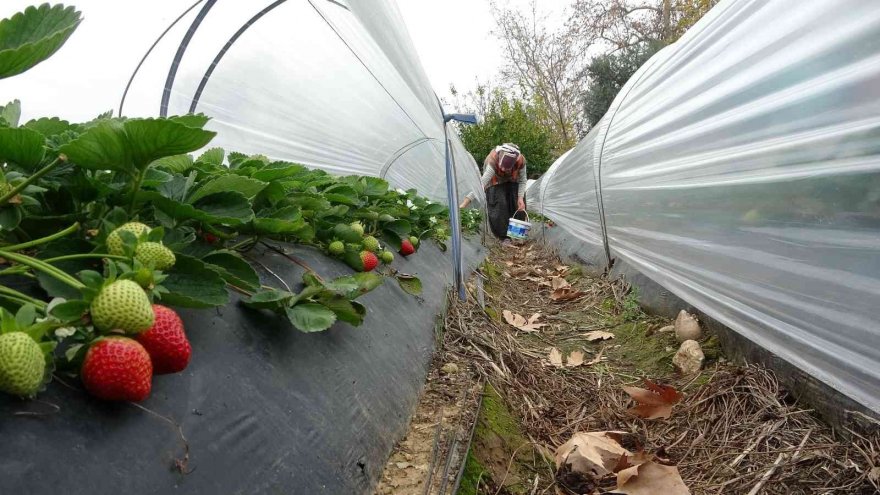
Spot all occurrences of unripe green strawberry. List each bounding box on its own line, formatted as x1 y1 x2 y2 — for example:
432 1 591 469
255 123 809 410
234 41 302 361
328 241 345 256
106 222 151 256
91 280 154 334
0 332 45 397
365 211 379 221
380 250 394 264
349 221 365 236
362 235 380 253
360 251 378 272
135 242 176 270
409 236 420 248
81 337 152 402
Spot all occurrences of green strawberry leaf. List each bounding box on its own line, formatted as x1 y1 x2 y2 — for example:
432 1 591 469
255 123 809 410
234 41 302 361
0 4 82 79
251 162 306 182
0 126 46 169
124 118 216 168
49 300 89 323
142 191 254 226
14 303 35 328
332 223 363 243
361 177 390 197
151 154 193 174
324 272 383 299
64 342 85 363
285 303 336 333
0 308 17 333
0 99 21 127
396 274 423 296
60 120 131 173
242 288 294 309
169 113 210 129
317 294 366 326
197 147 225 166
142 168 174 187
159 254 229 308
147 226 165 243
24 116 74 137
384 220 412 238
0 205 22 231
252 207 306 236
77 270 104 290
422 203 447 216
202 251 260 292
27 320 58 342
188 175 268 203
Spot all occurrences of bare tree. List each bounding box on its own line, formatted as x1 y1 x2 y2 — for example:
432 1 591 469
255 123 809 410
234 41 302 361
490 1 587 149
568 0 720 53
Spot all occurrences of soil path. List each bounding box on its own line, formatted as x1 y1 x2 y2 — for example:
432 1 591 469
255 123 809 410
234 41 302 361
378 243 879 494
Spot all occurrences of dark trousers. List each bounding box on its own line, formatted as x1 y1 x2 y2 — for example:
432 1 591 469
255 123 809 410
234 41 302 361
486 182 523 240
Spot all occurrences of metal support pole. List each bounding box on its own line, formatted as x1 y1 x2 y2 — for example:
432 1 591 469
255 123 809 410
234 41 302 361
442 122 465 301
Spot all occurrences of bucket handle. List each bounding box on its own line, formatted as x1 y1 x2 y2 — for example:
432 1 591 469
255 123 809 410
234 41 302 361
513 209 529 223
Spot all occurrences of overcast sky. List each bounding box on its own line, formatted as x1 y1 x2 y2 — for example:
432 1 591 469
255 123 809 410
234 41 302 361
0 0 567 121
396 0 567 106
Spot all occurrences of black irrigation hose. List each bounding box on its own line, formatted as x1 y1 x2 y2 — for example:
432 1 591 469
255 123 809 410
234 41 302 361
422 408 445 495
449 379 486 495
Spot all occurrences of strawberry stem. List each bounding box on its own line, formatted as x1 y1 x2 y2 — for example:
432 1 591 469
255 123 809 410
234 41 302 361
127 168 148 215
0 156 66 207
44 253 128 263
0 286 48 311
0 250 85 290
1 222 80 252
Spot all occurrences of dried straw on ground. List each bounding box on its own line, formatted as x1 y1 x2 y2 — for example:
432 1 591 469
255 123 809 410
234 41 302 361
440 244 879 494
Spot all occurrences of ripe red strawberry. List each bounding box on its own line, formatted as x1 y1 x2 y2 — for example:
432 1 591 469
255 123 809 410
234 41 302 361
135 305 191 375
81 337 153 402
361 251 379 272
399 239 416 257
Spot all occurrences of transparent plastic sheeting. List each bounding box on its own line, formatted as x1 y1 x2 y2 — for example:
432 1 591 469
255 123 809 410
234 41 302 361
0 0 483 207
529 0 880 412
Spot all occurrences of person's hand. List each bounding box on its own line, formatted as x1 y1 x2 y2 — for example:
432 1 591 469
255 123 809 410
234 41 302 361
459 197 471 209
517 198 525 211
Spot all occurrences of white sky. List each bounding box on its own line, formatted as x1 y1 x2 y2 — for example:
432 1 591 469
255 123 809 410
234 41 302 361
0 0 568 121
396 0 568 106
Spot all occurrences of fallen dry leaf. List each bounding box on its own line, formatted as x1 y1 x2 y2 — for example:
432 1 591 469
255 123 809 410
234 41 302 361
566 350 585 367
550 276 571 290
395 462 414 469
551 287 587 302
503 310 547 333
583 330 615 341
549 348 564 367
613 461 690 494
623 380 683 419
555 431 631 478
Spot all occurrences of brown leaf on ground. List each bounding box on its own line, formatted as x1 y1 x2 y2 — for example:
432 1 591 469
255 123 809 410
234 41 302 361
623 380 683 419
566 350 585 367
503 310 547 333
582 330 615 341
613 461 690 494
550 276 571 290
555 431 631 478
551 287 587 302
548 348 564 367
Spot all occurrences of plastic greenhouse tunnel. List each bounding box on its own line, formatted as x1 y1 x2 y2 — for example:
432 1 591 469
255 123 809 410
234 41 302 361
0 0 879 494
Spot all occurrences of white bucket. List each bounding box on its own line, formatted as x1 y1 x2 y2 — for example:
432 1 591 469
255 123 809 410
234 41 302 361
506 210 531 240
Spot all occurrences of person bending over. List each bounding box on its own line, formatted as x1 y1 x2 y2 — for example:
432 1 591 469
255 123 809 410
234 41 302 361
459 143 526 241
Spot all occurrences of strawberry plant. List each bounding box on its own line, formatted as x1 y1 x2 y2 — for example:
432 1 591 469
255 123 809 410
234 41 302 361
0 3 461 401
